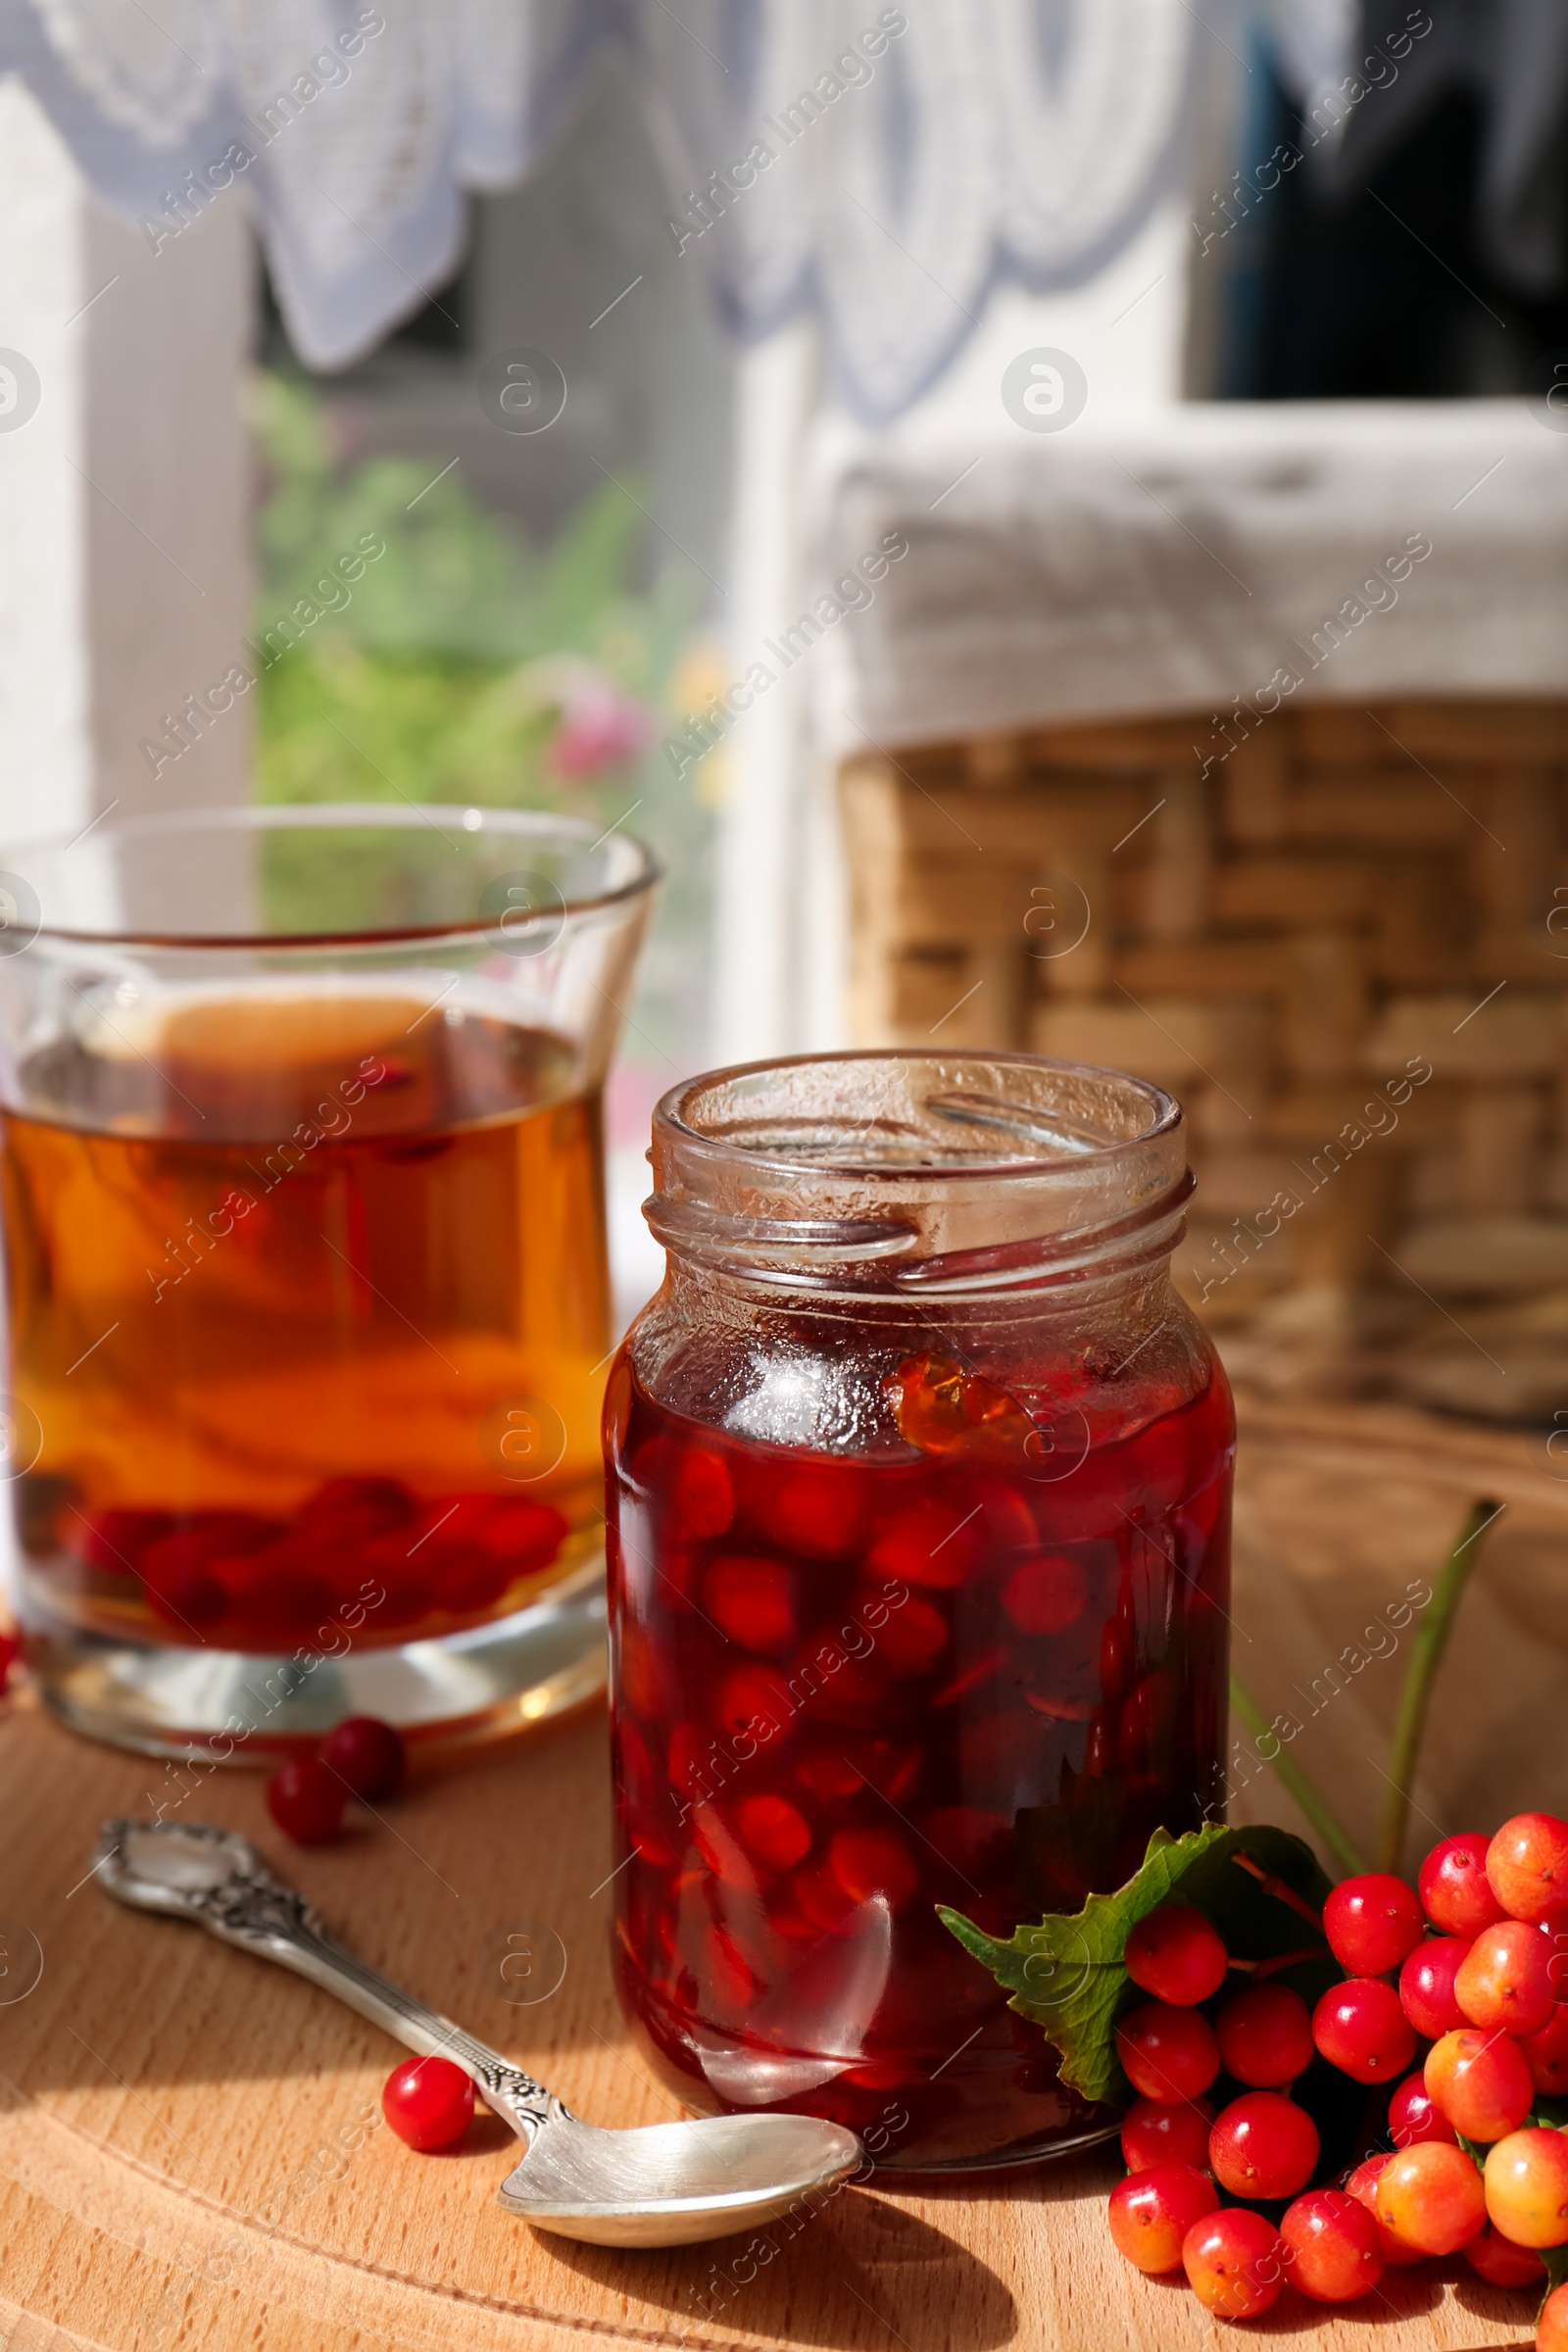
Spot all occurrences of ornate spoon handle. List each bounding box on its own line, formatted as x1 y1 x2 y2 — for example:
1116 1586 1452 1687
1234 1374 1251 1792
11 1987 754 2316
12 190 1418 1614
96 1819 568 2143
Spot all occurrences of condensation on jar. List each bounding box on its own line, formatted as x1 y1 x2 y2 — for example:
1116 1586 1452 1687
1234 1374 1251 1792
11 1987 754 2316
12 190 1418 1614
603 1052 1234 2170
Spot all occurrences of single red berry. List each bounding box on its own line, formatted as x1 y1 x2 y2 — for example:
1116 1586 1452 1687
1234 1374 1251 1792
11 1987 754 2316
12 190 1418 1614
1120 2095 1214 2175
266 1755 345 1845
1324 1873 1426 1978
381 2055 475 2151
1182 2207 1285 2320
1208 2090 1319 2201
1123 1904 1228 2007
1114 2000 1220 2103
1106 2160 1217 2274
1419 1833 1506 1938
1374 2141 1486 2256
1539 2279 1568 2350
1214 1984 1314 2087
1279 2186 1384 2303
1312 1977 1417 2082
1425 2027 1535 2142
1345 2154 1425 2267
1538 1909 1568 2003
1483 2128 1568 2248
1387 2070 1458 2149
1399 1936 1472 2039
1488 1814 1568 1926
320 1714 405 1802
1463 2220 1545 2287
1523 2004 1568 2095
1456 1920 1557 2038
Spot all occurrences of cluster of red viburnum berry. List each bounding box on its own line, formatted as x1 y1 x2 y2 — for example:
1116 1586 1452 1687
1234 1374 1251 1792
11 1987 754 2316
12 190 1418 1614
1106 1814 1568 2341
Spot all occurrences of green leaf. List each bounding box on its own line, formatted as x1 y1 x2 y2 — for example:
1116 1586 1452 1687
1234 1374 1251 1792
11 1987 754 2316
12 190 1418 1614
938 1821 1330 2107
1543 2242 1568 2304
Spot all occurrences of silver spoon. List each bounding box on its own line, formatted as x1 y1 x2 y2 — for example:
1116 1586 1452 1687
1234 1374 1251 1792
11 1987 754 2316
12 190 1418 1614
93 1818 863 2248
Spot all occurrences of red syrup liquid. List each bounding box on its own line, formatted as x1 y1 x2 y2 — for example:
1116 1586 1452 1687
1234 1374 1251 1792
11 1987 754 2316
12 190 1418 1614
605 1345 1234 2169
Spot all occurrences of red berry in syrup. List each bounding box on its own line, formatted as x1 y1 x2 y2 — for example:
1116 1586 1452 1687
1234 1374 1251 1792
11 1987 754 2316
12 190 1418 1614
381 2054 475 2151
713 1664 793 1745
1115 2001 1221 2103
1323 1873 1426 1977
1123 1904 1228 2007
667 1442 734 1539
1106 2160 1217 2274
828 1828 918 1908
1387 2069 1458 2148
1312 1977 1417 2082
734 1793 811 1871
864 1499 978 1589
1419 1832 1506 1938
704 1556 797 1655
266 1755 345 1845
1120 2096 1215 2175
767 1462 864 1558
1279 2187 1383 2303
1488 1813 1568 1925
1182 2207 1285 2320
1456 1920 1557 2038
1208 2091 1319 2201
320 1714 405 1801
1001 1555 1087 1636
1214 1984 1314 2087
871 1593 949 1676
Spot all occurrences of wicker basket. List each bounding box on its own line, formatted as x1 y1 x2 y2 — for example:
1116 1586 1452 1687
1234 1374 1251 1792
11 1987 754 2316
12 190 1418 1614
840 700 1568 1401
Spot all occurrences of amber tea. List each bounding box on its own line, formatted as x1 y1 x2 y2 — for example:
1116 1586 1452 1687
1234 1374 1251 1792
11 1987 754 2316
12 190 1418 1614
2 990 610 1656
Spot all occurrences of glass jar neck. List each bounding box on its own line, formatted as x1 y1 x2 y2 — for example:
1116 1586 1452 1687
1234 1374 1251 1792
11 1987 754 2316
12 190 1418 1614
644 1051 1191 1305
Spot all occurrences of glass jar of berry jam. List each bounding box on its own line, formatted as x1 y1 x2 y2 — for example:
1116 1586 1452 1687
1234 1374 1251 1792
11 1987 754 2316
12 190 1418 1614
604 1053 1233 2170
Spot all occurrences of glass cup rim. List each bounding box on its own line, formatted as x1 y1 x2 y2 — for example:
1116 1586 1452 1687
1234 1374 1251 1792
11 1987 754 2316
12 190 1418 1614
0 801 662 950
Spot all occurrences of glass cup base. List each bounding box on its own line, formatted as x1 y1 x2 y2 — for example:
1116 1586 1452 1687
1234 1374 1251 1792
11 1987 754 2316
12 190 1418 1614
22 1561 607 1765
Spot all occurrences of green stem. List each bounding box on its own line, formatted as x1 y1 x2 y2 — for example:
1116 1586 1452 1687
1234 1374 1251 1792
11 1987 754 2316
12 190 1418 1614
1231 1675 1368 1880
1377 1497 1500 1877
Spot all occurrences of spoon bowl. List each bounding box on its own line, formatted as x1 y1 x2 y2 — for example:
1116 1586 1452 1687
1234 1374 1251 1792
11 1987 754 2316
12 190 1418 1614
95 1818 863 2248
498 2110 863 2246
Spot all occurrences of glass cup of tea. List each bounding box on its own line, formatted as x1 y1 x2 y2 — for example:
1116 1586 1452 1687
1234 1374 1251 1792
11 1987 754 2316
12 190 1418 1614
0 803 658 1760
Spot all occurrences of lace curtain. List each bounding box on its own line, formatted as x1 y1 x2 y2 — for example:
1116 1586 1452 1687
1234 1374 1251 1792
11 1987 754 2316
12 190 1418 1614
0 0 1198 417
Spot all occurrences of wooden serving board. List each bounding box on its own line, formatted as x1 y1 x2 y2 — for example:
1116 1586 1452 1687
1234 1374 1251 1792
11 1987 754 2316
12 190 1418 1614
0 1395 1560 2352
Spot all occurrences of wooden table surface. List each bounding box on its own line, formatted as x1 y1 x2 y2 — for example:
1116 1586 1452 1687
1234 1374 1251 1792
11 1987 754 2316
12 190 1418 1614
1 1395 1561 2352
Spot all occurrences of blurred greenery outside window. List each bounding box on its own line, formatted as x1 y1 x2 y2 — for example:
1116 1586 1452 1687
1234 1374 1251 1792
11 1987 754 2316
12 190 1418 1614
249 373 726 1110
